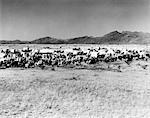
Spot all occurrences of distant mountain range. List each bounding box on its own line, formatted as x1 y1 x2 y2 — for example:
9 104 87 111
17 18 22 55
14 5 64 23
1 31 150 44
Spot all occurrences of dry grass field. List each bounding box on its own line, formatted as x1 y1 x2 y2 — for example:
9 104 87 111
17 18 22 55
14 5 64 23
0 60 150 118
0 44 150 118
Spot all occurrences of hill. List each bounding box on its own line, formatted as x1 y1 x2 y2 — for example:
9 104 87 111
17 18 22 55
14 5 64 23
67 31 150 44
30 37 66 44
0 40 29 44
0 31 150 44
66 36 100 44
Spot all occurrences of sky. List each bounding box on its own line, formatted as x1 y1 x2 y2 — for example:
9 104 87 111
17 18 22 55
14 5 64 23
0 0 150 41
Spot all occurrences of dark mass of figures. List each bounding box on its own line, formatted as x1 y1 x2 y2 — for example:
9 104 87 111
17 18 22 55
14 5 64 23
0 46 150 69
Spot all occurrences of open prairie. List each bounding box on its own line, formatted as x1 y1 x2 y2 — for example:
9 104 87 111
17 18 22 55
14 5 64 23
0 44 150 118
0 44 150 50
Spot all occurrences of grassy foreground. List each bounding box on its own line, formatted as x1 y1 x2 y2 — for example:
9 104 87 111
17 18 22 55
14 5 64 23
0 61 150 118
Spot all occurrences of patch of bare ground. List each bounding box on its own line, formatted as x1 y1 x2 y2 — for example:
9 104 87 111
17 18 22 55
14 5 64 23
0 61 150 118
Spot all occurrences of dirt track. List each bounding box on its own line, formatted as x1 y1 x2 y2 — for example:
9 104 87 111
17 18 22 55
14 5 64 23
0 61 150 118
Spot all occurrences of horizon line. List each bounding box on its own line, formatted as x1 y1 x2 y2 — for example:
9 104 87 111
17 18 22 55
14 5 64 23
1 30 150 41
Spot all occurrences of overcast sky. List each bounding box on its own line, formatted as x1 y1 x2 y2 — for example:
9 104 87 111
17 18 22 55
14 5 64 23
1 0 150 40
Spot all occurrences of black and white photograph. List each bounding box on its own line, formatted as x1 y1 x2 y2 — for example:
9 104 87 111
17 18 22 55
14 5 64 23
0 0 150 117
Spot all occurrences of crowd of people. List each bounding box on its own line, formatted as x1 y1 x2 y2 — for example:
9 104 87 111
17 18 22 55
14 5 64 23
0 46 150 69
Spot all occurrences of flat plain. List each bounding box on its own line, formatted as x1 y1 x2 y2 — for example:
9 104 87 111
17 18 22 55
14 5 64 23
0 44 150 118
